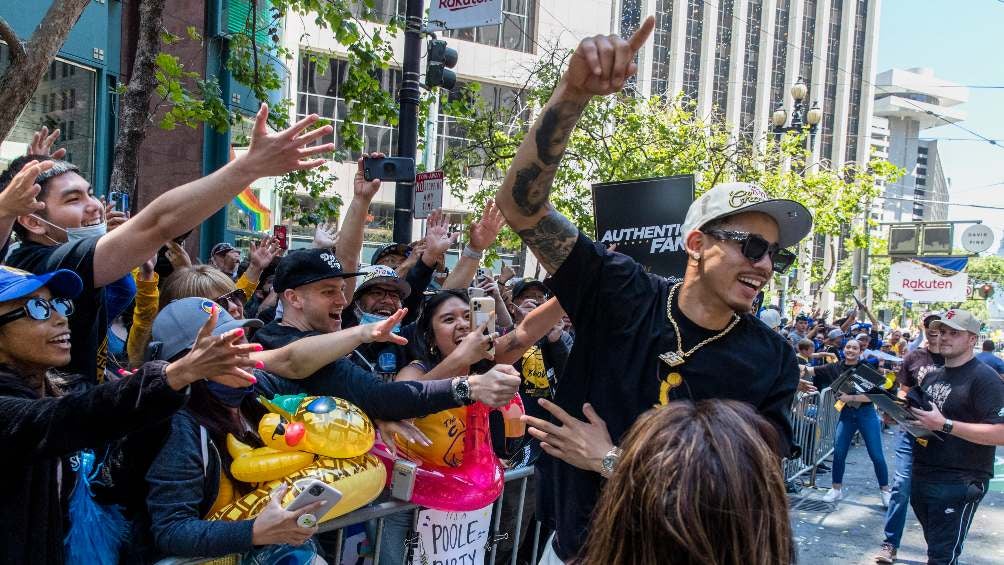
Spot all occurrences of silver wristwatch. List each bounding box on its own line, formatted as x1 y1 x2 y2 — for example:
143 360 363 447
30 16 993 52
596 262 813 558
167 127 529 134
452 376 474 406
599 447 622 479
941 419 954 435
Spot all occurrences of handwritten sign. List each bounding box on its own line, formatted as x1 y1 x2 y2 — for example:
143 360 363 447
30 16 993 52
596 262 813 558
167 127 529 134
414 171 445 220
413 504 493 565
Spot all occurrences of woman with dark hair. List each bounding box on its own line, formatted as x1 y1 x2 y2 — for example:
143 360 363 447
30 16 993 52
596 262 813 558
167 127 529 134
0 266 257 564
803 338 891 505
581 400 794 565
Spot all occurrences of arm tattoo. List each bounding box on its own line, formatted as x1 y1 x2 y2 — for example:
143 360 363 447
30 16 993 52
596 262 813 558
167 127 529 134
512 100 587 216
517 210 579 274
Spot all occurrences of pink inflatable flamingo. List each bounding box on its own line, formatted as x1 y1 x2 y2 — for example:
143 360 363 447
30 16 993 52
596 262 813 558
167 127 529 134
371 395 525 511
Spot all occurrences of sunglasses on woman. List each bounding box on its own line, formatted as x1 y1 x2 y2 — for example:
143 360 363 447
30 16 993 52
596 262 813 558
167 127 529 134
703 229 796 273
214 288 247 309
0 297 75 328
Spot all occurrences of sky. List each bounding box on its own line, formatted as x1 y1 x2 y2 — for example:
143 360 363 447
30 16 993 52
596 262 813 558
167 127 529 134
876 0 1004 252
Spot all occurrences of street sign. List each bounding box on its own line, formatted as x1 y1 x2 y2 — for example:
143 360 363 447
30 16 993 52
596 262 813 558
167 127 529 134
961 224 994 254
427 0 504 31
888 258 968 303
413 171 444 219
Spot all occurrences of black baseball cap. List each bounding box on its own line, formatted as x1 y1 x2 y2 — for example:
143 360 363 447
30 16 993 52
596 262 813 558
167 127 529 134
371 243 411 265
922 313 941 328
211 242 238 256
274 249 364 293
511 278 549 301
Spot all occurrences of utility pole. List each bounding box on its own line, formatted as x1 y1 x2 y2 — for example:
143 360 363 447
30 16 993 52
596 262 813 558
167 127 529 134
393 0 425 244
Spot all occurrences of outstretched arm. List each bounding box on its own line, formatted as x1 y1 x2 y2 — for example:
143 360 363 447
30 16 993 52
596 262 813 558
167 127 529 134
494 17 655 275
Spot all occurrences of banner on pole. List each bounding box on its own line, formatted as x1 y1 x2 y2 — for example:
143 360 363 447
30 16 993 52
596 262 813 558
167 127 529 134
427 0 504 31
414 171 445 220
888 258 969 303
592 175 696 278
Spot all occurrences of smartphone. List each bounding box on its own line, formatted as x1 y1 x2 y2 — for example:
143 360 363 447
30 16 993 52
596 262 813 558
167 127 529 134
286 479 342 513
362 156 416 182
390 459 418 501
109 191 130 213
273 225 289 250
476 267 491 283
470 295 496 335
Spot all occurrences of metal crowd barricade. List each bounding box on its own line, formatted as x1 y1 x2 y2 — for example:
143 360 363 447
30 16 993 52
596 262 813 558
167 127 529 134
783 386 840 488
316 465 542 565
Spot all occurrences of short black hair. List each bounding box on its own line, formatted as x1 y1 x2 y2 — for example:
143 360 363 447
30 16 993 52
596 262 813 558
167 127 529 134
982 339 995 352
0 154 80 238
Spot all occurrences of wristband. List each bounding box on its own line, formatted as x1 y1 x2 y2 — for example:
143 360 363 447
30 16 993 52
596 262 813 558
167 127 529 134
462 245 484 260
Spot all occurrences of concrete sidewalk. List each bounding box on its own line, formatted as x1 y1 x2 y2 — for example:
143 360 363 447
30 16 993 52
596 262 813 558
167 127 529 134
792 427 1004 564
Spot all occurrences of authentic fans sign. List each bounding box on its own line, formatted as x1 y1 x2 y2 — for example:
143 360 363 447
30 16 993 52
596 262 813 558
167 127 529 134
427 0 504 31
592 175 696 278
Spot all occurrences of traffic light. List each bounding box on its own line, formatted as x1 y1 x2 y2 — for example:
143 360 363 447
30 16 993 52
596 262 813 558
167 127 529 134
426 39 458 90
974 283 995 300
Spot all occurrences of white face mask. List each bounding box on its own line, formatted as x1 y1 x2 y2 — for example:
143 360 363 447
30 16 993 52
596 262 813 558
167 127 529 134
30 214 107 243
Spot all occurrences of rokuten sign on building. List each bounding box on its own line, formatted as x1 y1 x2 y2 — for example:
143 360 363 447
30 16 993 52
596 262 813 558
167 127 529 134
888 258 968 302
428 0 503 30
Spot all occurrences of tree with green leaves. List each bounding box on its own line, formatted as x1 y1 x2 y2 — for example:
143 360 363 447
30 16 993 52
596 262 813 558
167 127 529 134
438 44 903 283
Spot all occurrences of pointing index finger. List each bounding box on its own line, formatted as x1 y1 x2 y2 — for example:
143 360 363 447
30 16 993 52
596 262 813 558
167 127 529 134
628 15 656 52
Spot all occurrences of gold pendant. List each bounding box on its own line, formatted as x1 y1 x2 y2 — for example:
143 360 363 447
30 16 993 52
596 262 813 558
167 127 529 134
659 351 685 367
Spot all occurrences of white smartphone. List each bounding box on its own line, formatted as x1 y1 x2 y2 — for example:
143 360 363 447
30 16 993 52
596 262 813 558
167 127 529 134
286 479 342 513
390 459 418 501
470 296 496 333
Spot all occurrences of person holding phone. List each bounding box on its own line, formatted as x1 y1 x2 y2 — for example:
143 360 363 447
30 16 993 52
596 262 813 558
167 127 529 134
0 266 258 564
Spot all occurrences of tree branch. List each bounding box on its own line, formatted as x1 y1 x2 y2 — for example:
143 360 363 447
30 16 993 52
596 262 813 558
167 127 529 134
0 16 25 62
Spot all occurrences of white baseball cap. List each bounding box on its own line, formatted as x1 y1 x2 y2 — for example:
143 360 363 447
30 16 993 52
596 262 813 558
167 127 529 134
758 308 782 329
930 309 982 335
681 182 813 249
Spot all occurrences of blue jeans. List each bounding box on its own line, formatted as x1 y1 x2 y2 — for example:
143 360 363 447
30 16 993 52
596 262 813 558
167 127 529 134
831 405 889 486
882 427 914 547
911 479 988 565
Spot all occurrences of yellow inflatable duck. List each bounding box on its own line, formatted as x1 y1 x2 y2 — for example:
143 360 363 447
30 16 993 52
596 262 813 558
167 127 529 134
210 394 386 523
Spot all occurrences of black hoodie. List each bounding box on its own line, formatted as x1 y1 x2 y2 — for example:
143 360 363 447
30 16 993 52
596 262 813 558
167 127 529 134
0 362 188 564
252 321 460 420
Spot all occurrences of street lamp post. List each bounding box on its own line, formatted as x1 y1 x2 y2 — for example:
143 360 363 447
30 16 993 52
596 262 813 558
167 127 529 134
771 77 822 314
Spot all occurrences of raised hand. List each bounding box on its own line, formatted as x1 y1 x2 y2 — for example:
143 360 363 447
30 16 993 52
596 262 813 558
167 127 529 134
451 316 497 366
251 484 324 546
359 308 410 345
353 152 384 200
239 104 335 179
424 209 459 257
28 126 67 159
0 160 51 218
250 236 282 270
165 240 192 269
164 305 260 390
469 198 505 252
103 198 129 231
563 16 655 98
312 221 339 249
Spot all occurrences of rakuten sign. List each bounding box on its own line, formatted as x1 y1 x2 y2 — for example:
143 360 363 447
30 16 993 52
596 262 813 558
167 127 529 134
887 260 968 302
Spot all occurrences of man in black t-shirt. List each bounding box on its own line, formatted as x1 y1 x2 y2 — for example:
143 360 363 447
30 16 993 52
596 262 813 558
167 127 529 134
491 18 811 562
0 107 335 385
908 309 1004 565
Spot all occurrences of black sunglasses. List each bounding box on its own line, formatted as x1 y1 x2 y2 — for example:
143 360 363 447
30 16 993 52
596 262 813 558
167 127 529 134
214 288 247 309
703 229 796 274
0 297 75 328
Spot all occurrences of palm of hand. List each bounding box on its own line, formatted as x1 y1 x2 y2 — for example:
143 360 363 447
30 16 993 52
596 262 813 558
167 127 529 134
426 226 453 255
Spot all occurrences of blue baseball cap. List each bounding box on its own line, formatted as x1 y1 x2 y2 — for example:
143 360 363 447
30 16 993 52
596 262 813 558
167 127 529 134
0 265 82 302
151 297 263 361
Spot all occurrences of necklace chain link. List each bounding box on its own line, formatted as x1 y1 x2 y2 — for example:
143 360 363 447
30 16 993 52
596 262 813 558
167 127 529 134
662 282 741 366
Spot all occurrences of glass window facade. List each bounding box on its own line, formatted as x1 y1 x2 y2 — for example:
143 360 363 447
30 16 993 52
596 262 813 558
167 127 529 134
446 0 537 53
768 0 791 112
436 81 525 180
739 0 763 129
351 0 406 23
799 0 817 101
711 0 735 115
0 45 97 182
820 0 843 161
844 0 867 164
682 0 704 102
651 0 674 97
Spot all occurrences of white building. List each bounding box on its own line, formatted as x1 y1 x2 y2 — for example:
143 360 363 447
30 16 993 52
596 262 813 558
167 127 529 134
871 67 967 224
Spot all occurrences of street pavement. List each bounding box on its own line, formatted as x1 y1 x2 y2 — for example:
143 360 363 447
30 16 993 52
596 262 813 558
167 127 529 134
792 426 1004 564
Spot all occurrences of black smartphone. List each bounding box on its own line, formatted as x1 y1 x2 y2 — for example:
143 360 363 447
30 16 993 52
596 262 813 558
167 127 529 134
362 157 416 182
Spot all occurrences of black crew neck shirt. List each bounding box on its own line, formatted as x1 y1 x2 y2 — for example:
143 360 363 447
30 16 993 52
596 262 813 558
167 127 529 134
7 238 106 386
539 233 799 560
913 357 1004 482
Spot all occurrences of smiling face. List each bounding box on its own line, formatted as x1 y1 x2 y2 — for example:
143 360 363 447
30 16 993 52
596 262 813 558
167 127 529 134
0 286 71 372
285 277 349 333
358 283 404 317
690 211 780 314
842 339 861 363
21 171 102 244
430 296 471 359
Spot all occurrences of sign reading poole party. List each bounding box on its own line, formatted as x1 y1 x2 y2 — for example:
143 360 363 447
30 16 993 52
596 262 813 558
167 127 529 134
888 257 969 303
427 0 503 31
414 504 493 565
592 175 696 278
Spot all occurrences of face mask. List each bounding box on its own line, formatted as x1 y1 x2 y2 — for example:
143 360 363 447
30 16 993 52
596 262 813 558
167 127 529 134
206 381 255 408
356 306 401 334
30 214 107 243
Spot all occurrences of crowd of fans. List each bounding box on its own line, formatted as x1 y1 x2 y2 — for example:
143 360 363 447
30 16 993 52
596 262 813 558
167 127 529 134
1 17 1002 565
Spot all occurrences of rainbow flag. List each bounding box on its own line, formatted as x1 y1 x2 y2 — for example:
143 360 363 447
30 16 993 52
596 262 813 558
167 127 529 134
229 147 272 231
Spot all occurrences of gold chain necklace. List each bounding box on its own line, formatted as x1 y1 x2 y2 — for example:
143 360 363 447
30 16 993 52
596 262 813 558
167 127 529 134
660 282 741 367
